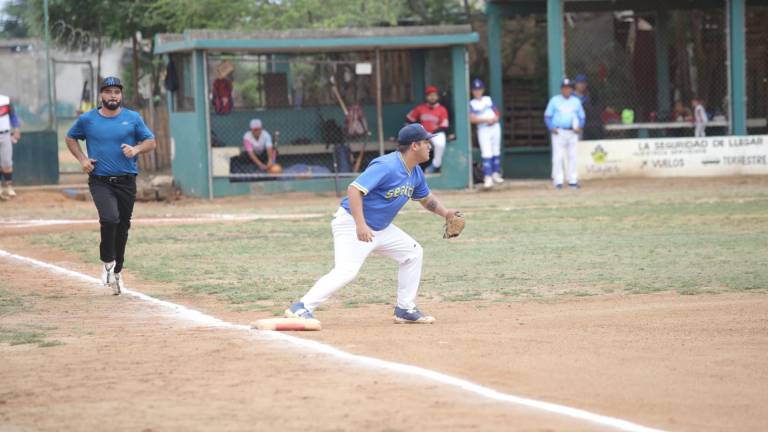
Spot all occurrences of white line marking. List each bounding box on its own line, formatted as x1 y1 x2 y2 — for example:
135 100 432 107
0 249 665 432
0 213 324 228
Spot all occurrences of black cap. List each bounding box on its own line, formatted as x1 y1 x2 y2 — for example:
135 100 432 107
398 123 436 146
561 78 574 88
100 76 123 92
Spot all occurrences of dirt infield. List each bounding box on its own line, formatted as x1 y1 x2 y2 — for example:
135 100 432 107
2 242 767 431
1 253 602 432
2 178 768 431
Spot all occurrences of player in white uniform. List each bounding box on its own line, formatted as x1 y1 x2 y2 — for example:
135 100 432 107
544 78 585 189
286 124 461 324
692 97 707 137
0 95 21 200
468 79 503 189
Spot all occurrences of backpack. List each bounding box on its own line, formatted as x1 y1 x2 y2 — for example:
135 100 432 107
212 78 233 114
344 104 369 138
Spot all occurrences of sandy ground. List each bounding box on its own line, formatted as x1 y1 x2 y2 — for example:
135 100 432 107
2 178 768 431
1 240 767 431
1 251 604 432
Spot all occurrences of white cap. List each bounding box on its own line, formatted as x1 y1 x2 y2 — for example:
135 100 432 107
249 119 262 129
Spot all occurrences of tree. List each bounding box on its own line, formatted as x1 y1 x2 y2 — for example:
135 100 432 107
0 0 33 38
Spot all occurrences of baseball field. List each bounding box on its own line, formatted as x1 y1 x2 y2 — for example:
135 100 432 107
1 176 767 431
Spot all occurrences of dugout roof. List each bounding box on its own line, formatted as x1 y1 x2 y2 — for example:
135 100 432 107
154 25 479 54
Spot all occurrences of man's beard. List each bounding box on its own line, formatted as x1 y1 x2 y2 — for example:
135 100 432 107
102 98 121 110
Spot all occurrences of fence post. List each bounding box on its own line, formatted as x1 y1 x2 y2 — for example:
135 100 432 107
487 2 504 146
546 0 564 97
728 0 747 135
655 9 671 117
375 48 384 156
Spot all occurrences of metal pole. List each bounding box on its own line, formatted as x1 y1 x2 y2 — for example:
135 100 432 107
87 61 94 106
147 74 157 171
726 0 733 135
44 0 53 129
375 48 384 156
51 60 58 131
202 51 214 200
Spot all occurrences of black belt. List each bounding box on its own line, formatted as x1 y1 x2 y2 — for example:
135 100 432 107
90 174 135 184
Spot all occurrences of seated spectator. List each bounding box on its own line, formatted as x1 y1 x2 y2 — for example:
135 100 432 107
243 119 276 171
601 106 621 125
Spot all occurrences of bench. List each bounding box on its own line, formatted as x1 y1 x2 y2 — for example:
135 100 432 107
211 141 399 177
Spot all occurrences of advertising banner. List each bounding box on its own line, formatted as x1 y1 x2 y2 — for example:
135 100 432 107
578 135 768 178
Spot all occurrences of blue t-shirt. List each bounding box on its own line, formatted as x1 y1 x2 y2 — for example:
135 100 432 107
340 151 431 231
67 108 154 176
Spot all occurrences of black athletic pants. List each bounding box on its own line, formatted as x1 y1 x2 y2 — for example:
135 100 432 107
88 174 137 274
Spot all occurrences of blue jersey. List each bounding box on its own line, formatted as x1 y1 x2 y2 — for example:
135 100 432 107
341 151 431 231
67 108 154 176
544 95 585 131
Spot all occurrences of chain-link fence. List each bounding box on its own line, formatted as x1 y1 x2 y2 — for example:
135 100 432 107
746 3 768 135
565 6 730 139
206 50 423 183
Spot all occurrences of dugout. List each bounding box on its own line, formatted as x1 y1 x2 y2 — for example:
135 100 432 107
484 0 768 178
154 26 478 198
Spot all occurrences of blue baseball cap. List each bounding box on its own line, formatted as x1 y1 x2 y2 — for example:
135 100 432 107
574 74 587 83
398 123 435 146
471 78 485 89
100 76 123 91
561 78 574 88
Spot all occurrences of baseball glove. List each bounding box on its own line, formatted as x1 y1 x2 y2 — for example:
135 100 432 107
443 211 465 239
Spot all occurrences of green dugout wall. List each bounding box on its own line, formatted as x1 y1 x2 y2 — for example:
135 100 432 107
486 0 753 178
155 26 478 198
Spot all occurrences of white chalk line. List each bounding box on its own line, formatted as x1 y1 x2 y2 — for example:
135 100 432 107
0 213 325 229
0 248 665 432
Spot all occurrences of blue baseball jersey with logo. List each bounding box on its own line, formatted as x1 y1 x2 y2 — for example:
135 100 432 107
340 151 431 231
544 95 585 131
67 108 154 176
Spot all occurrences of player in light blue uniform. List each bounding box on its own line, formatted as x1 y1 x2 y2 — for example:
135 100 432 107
286 124 462 324
544 78 585 189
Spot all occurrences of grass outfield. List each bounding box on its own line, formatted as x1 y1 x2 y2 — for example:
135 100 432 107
30 180 768 312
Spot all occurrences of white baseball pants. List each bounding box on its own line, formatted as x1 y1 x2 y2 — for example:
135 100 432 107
551 129 578 185
0 133 12 170
429 132 447 168
694 124 706 137
300 207 424 311
477 123 501 158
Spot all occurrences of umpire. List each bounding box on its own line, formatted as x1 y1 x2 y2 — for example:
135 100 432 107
65 77 156 295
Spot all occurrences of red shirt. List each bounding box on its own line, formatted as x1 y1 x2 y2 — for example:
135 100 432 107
406 103 449 133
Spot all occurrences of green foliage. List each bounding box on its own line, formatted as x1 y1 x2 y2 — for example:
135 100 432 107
248 0 406 29
0 0 32 37
146 0 253 33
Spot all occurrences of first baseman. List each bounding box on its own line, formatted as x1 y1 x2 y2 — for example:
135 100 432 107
544 78 585 189
286 123 461 324
65 77 156 295
0 94 21 200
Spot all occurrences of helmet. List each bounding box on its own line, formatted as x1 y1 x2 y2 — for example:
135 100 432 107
471 79 485 90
